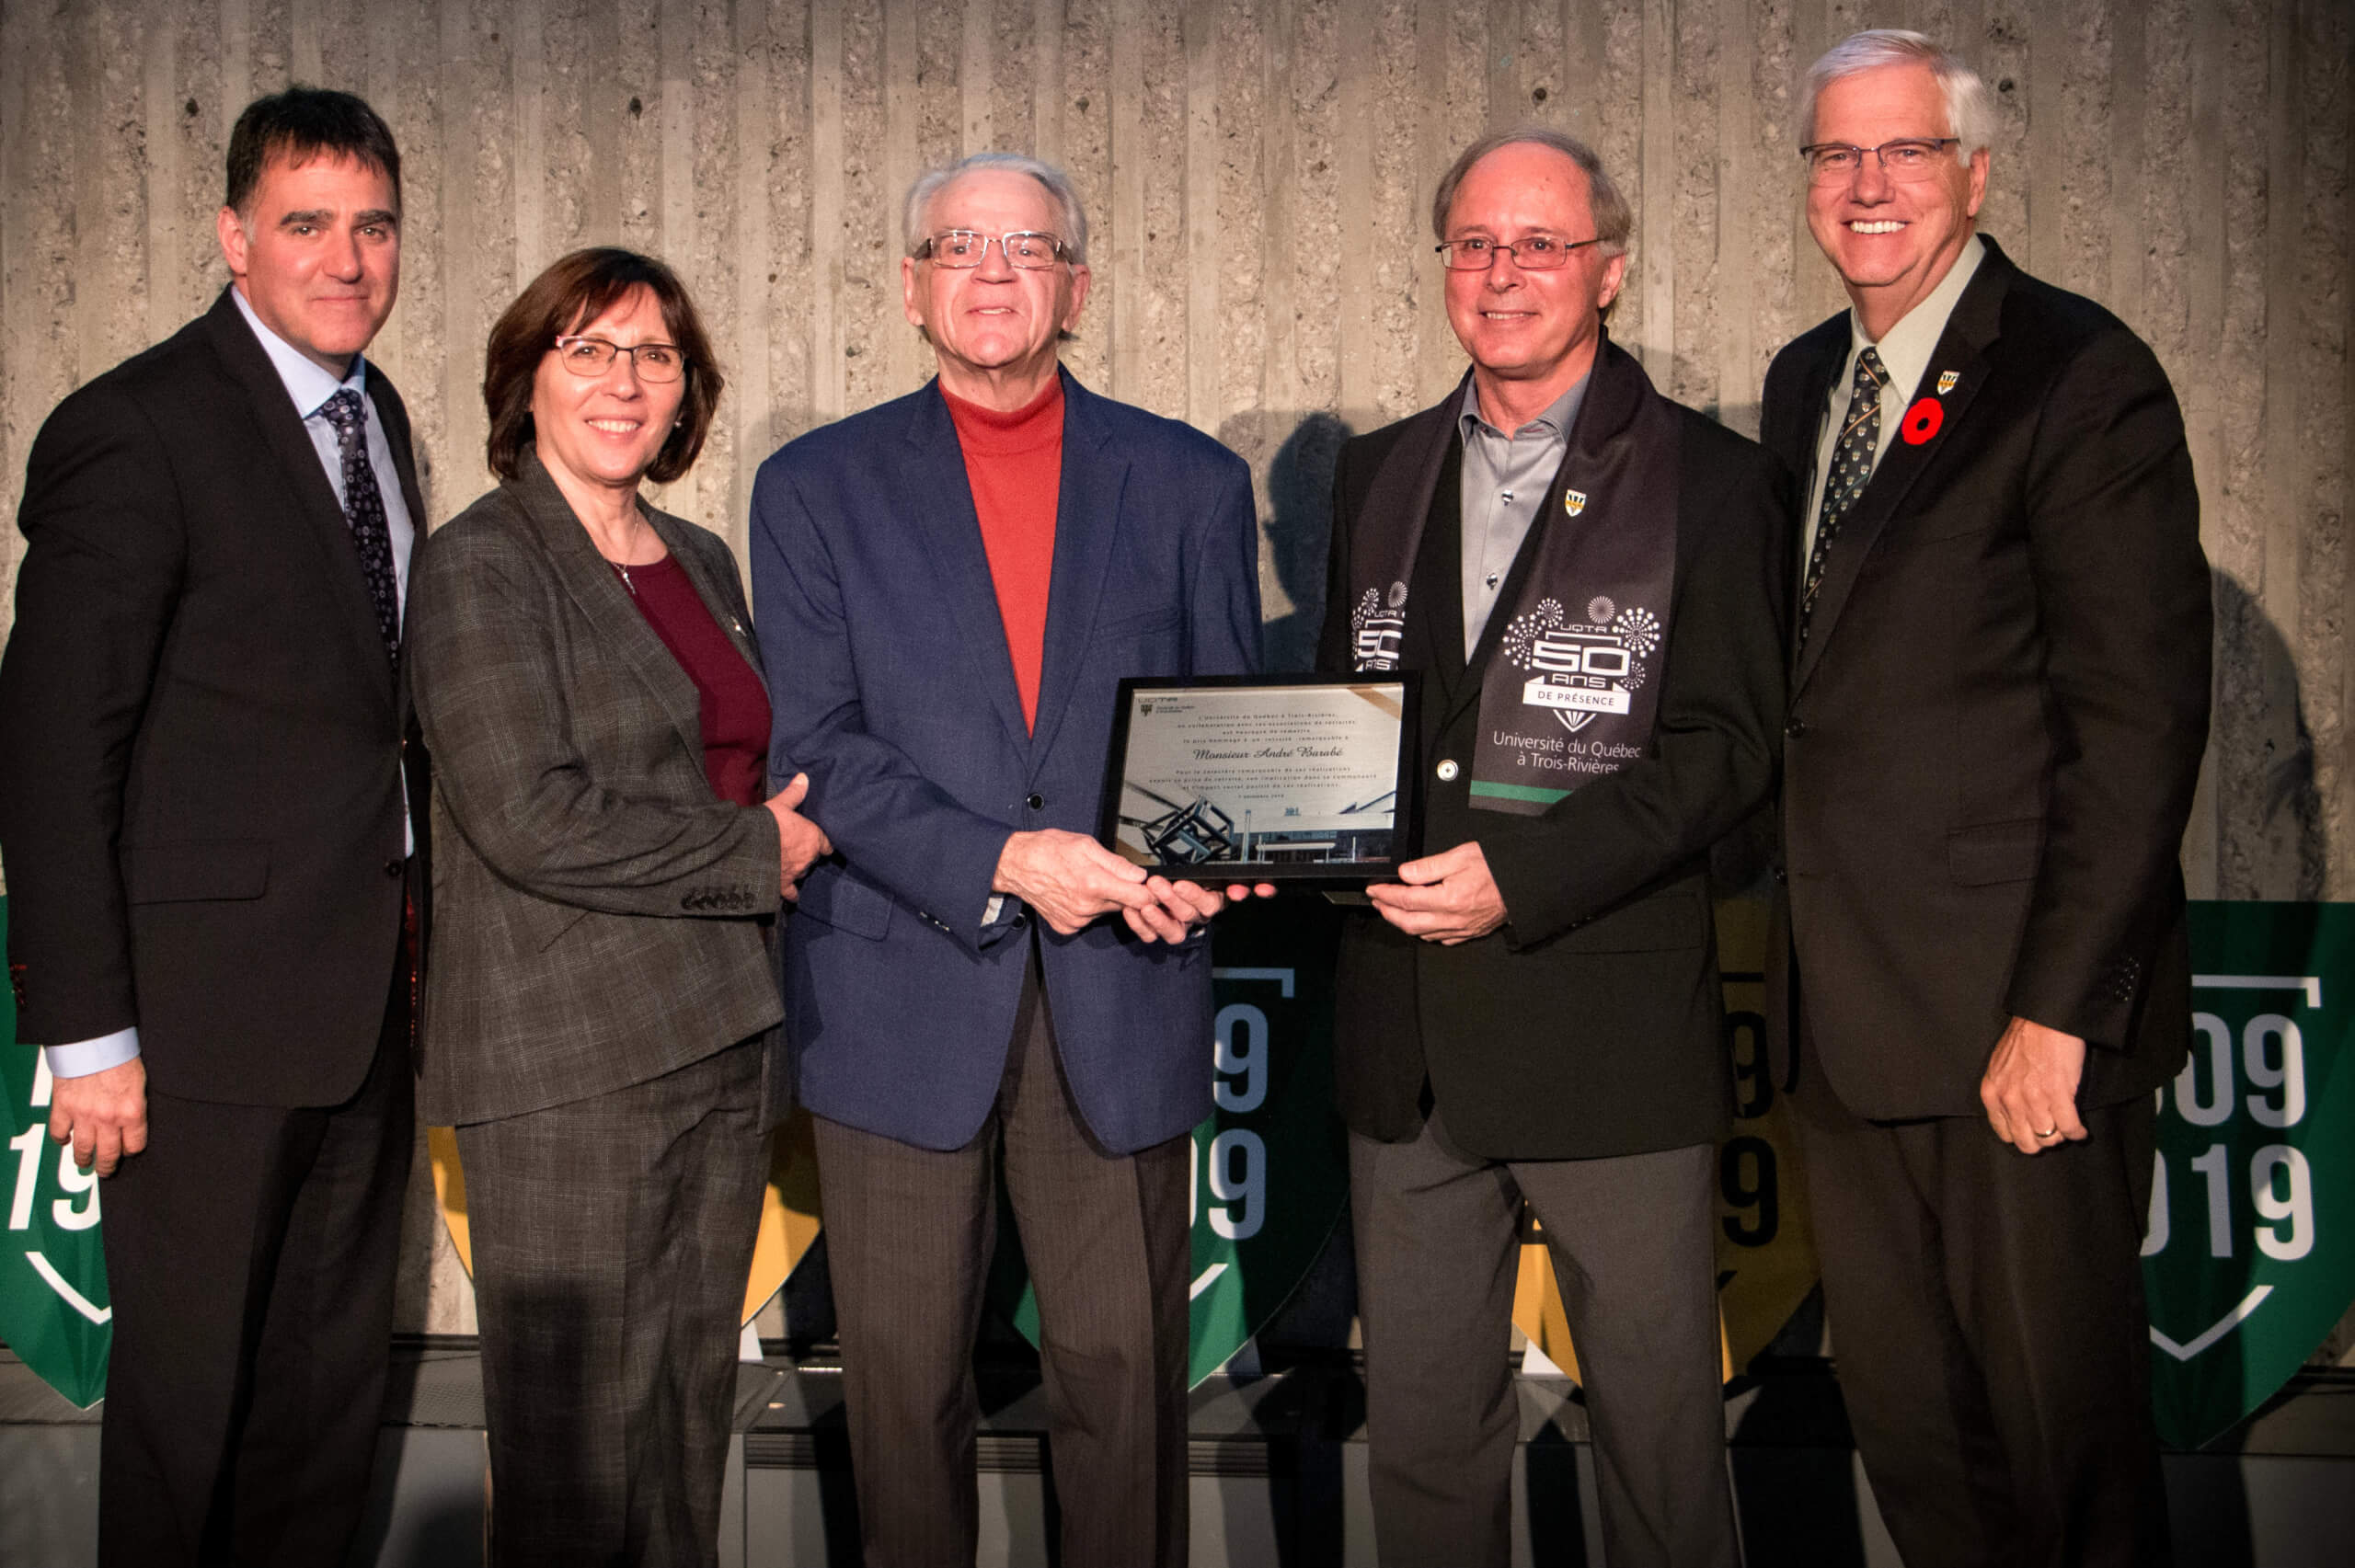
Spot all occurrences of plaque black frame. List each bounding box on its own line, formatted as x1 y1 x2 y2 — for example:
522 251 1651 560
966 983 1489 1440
1097 671 1423 888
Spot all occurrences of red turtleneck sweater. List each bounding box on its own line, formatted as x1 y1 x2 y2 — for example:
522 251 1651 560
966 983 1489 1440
941 376 1064 732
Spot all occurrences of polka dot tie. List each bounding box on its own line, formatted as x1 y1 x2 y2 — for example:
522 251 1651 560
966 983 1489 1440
1798 345 1886 650
318 388 401 664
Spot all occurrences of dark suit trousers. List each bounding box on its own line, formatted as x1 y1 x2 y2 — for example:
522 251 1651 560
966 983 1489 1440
1350 1116 1739 1568
812 941 1192 1568
1795 1024 2170 1568
458 1036 767 1568
96 949 414 1568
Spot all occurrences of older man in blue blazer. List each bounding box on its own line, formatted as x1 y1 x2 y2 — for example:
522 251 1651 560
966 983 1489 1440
750 152 1261 1567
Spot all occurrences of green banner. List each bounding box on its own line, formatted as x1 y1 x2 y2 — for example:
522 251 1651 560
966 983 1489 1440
2146 902 2355 1448
0 895 115 1407
999 898 1351 1387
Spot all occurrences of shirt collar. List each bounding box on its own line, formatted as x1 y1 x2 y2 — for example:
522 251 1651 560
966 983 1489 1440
1844 232 1985 401
1458 372 1587 442
229 283 368 418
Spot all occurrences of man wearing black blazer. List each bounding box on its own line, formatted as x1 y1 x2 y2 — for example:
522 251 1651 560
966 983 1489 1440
0 90 424 1567
1319 129 1783 1567
1762 31 2210 1566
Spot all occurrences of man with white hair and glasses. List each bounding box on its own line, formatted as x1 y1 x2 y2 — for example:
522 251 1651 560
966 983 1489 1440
1762 29 2209 1565
750 152 1261 1566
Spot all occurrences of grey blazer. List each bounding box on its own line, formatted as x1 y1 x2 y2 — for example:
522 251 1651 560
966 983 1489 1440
408 450 786 1127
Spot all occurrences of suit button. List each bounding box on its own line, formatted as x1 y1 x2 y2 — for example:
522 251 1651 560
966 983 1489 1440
1026 793 1045 811
1772 865 1787 885
1784 718 1808 739
1435 759 1459 782
1011 911 1028 927
384 859 405 878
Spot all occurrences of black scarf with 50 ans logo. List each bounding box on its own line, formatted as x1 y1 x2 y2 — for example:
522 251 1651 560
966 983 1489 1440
1346 338 1682 816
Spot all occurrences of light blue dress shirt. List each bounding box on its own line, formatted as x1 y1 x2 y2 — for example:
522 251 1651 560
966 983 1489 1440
42 288 416 1080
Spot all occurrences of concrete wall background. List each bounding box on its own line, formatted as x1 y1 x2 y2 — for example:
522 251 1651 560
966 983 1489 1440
0 0 2349 1336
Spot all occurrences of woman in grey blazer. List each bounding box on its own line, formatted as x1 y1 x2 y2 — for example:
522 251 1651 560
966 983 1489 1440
407 247 826 1568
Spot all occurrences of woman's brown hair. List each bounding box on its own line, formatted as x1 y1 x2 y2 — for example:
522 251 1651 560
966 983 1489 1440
483 247 724 486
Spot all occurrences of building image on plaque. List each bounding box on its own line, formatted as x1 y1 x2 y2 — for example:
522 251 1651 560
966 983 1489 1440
1231 799 1396 865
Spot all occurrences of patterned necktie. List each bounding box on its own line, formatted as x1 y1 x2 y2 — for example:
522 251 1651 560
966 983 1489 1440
318 387 401 663
1797 345 1887 649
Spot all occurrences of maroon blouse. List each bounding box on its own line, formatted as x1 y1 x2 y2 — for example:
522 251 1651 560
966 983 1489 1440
618 555 771 808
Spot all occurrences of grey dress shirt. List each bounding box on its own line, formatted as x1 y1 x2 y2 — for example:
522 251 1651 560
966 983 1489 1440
1457 374 1590 658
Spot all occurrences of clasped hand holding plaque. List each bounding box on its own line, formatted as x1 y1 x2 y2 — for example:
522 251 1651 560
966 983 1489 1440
1097 673 1422 888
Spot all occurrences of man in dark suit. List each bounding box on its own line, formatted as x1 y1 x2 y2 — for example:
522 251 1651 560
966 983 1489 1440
1319 129 1783 1567
0 89 423 1566
1761 29 2211 1566
750 154 1261 1566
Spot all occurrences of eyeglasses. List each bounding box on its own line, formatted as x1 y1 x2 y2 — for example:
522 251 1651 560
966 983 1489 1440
1799 138 1961 183
1434 235 1605 271
552 335 687 383
914 230 1069 269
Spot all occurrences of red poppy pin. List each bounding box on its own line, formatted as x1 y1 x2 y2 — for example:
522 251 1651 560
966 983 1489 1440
1900 397 1944 444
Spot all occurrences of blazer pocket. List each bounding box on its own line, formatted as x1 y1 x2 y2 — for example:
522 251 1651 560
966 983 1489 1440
1555 887 1706 953
1947 818 2044 886
1888 500 1998 547
794 863 895 940
123 839 271 903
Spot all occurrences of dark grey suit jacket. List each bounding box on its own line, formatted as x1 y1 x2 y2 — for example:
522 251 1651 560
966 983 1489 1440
408 450 786 1127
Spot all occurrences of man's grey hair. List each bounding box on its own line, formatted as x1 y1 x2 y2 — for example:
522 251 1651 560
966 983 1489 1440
902 153 1090 266
1804 29 1996 160
1429 128 1634 257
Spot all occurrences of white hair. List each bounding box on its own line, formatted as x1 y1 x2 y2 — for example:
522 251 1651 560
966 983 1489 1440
902 153 1090 266
1804 29 1996 161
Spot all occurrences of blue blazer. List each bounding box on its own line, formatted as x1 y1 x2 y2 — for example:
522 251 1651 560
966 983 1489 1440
750 370 1262 1154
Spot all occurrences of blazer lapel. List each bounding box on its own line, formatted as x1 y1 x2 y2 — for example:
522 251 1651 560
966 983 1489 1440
1408 498 1468 714
1778 333 1843 667
514 452 706 758
1792 243 2015 695
1028 372 1127 766
1786 347 1841 497
201 290 396 708
368 374 430 571
896 384 1034 754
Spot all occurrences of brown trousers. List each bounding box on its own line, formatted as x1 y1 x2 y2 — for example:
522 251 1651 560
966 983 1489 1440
813 945 1192 1568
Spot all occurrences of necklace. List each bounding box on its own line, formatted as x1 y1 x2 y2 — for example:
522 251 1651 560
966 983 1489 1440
610 558 637 596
